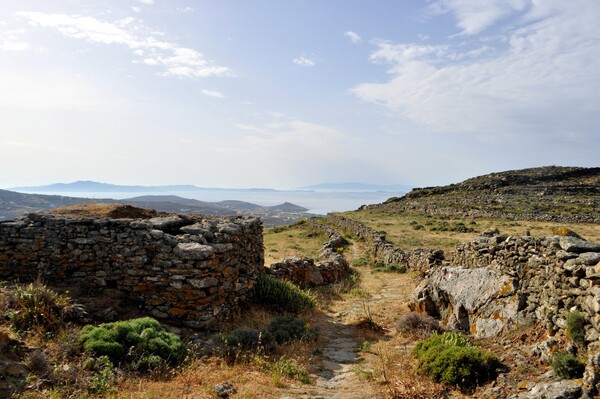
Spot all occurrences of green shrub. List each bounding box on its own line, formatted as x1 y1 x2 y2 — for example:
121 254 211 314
267 315 318 344
269 356 311 384
352 258 368 267
253 274 315 313
7 283 69 333
550 352 585 379
217 316 318 361
79 317 186 371
372 264 407 274
566 311 586 344
414 332 499 388
88 356 116 395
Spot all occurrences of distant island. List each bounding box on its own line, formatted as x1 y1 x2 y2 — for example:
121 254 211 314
10 180 278 193
299 182 411 192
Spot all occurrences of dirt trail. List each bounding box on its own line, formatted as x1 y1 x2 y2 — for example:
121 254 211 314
278 244 416 399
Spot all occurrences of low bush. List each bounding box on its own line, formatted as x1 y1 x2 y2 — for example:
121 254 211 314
550 352 585 379
6 283 70 333
268 356 311 384
414 332 499 388
218 328 276 359
397 312 441 338
79 317 186 371
218 316 318 362
566 311 587 344
267 315 318 344
373 264 407 274
253 274 315 313
352 258 369 267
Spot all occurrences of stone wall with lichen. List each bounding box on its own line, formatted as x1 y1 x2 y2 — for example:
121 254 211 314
324 214 444 272
0 212 263 329
411 233 600 342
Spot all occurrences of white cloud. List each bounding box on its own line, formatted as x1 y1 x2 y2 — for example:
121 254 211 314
139 0 154 4
0 39 29 51
178 7 195 13
293 55 315 66
15 12 231 78
430 0 530 35
131 7 141 13
353 1 600 140
202 89 224 98
344 31 362 44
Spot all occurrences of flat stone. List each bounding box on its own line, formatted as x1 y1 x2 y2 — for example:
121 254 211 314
174 242 215 260
521 379 581 399
560 237 600 253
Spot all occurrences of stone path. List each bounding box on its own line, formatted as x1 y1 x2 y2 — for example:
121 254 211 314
278 311 377 399
278 244 415 399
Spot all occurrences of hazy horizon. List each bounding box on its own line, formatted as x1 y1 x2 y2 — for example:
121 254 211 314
1 1 598 189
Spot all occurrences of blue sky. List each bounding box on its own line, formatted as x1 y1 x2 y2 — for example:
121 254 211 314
1 0 598 189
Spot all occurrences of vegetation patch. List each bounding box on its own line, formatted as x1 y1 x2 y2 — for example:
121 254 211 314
6 283 70 334
397 312 441 338
550 351 585 379
217 315 318 366
372 264 407 274
566 311 587 344
253 274 316 313
413 332 499 388
79 317 186 371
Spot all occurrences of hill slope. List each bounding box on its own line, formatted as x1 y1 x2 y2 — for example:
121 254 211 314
0 190 311 226
374 166 600 223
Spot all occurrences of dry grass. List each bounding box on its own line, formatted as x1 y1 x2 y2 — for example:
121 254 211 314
263 223 329 266
49 204 166 219
342 209 600 253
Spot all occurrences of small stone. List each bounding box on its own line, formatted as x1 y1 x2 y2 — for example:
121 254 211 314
214 381 236 398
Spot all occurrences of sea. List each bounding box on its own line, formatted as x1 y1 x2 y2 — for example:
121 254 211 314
32 190 402 215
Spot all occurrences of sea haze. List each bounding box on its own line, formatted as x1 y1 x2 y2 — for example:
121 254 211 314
11 189 401 215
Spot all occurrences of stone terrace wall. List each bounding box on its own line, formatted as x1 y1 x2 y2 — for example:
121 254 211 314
325 215 444 272
0 213 263 329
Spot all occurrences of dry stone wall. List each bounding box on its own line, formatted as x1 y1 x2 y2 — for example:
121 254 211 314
325 215 444 272
265 219 349 287
0 212 264 329
410 233 600 343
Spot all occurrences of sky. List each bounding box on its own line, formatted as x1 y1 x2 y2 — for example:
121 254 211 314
0 0 598 189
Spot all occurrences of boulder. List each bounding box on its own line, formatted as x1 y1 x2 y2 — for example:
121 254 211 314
409 266 521 337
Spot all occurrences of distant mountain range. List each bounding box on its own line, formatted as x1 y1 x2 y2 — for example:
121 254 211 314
10 180 277 193
0 189 310 226
10 180 411 194
299 182 411 192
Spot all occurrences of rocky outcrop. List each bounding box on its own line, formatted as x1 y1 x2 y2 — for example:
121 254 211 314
367 166 600 224
410 233 600 343
410 266 522 337
0 211 264 329
325 215 444 272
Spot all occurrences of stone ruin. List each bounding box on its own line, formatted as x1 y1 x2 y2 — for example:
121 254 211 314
0 210 263 329
266 220 350 288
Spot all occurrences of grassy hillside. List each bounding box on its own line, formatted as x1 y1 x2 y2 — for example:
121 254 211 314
377 166 600 223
